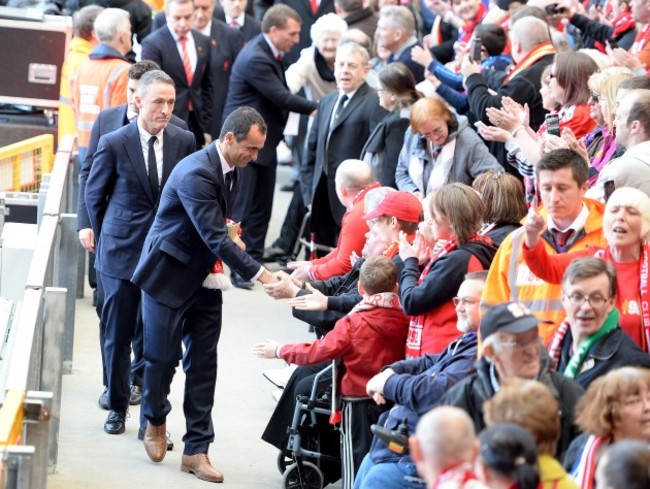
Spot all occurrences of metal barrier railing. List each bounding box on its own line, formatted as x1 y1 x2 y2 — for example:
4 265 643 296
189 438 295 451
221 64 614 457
0 134 77 489
0 135 54 192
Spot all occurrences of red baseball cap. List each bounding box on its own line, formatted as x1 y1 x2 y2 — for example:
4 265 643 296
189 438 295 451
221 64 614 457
362 191 422 223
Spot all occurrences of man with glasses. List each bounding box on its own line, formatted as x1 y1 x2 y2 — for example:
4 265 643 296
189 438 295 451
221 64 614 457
352 271 486 489
547 257 650 389
440 301 584 458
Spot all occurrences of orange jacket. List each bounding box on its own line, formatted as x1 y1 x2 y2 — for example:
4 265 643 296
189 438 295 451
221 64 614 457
59 37 94 145
481 199 606 344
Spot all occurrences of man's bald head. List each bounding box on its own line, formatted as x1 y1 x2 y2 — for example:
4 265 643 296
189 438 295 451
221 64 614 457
415 406 477 468
511 16 550 53
335 159 374 192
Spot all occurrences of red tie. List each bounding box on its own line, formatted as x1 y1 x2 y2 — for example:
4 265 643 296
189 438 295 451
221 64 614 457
179 36 194 86
276 54 283 62
310 0 318 14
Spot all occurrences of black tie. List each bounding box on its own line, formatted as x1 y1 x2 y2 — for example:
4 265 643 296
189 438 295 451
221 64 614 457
148 136 159 199
224 170 236 215
334 94 348 122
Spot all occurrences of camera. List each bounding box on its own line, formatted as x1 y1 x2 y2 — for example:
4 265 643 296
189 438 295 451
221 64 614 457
545 114 561 137
544 4 566 15
470 38 483 63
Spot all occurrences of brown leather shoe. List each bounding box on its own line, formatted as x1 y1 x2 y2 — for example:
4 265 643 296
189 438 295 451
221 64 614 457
181 453 224 483
143 421 167 462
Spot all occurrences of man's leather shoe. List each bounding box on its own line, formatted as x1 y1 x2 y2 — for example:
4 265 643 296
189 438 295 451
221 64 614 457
98 387 109 410
129 384 142 405
181 453 224 483
262 245 290 263
104 409 127 435
231 271 253 290
138 427 174 451
143 421 167 462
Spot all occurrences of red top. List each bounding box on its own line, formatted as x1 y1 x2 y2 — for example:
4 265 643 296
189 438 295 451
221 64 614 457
309 182 380 281
280 307 409 396
632 24 650 69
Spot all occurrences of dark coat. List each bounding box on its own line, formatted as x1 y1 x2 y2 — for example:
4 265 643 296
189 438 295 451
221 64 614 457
213 4 261 42
361 109 410 188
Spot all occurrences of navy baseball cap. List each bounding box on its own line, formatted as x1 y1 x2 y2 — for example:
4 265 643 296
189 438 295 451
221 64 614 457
480 302 550 340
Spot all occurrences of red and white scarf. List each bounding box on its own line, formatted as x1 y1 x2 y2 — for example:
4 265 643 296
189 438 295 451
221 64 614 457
350 292 402 314
594 11 636 53
570 434 609 489
202 219 241 290
503 41 556 84
459 3 488 44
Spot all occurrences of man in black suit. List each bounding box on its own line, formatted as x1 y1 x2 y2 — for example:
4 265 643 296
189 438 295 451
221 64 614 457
222 4 318 286
301 41 386 248
77 60 189 414
131 107 278 482
85 70 196 436
141 0 213 147
376 5 425 83
217 0 261 41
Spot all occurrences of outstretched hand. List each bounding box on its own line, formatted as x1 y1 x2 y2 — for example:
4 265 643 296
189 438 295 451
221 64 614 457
253 339 279 359
524 196 546 248
288 284 328 311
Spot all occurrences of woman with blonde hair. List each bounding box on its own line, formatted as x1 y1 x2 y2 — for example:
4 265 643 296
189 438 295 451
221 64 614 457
564 367 650 489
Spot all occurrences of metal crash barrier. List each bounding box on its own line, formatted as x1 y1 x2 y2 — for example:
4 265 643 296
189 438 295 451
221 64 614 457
0 135 78 489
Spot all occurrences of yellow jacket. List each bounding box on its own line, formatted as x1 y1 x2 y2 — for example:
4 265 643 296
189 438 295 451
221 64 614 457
538 454 579 489
482 199 606 344
58 37 94 145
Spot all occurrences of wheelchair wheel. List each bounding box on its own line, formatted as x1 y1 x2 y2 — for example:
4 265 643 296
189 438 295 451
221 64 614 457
277 451 293 475
283 461 324 489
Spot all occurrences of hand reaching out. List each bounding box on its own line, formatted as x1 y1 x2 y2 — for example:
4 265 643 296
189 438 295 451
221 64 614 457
411 45 434 69
253 339 279 359
288 284 328 311
288 260 312 281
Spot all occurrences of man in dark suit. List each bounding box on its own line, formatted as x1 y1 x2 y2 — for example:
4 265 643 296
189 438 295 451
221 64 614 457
85 70 196 436
141 0 213 147
131 107 277 482
78 60 189 413
217 0 261 42
376 5 425 83
461 15 555 174
301 41 386 249
222 4 318 286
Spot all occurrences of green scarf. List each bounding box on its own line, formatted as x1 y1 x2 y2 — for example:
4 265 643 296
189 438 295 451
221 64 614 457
564 309 620 379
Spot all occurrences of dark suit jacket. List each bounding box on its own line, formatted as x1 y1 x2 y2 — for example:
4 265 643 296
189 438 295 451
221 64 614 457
131 143 261 308
223 33 318 166
390 40 425 83
150 15 244 139
276 0 335 65
77 104 188 231
214 4 261 42
301 82 386 223
465 53 554 173
85 122 196 281
140 27 213 133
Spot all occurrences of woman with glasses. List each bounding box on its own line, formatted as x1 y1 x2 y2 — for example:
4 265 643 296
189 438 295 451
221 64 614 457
361 62 422 188
563 367 650 488
523 187 650 353
395 98 502 199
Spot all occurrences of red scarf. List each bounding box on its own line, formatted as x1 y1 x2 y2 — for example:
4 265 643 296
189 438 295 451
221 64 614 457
595 11 636 52
459 2 487 44
571 435 609 489
503 41 556 84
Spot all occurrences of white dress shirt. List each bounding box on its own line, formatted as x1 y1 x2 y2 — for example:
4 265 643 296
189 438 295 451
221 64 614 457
168 26 197 73
137 119 164 184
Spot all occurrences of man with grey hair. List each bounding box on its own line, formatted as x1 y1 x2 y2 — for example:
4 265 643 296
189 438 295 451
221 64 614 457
85 70 195 439
334 0 378 42
301 42 386 250
71 7 132 165
460 15 555 170
409 406 480 489
375 5 424 82
589 89 650 200
440 301 584 458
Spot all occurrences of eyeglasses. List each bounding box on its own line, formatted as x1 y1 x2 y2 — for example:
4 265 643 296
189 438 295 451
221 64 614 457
452 297 479 307
564 292 611 308
419 126 446 139
495 336 541 350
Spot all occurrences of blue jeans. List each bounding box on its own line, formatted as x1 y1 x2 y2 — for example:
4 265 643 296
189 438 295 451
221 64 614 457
353 453 425 489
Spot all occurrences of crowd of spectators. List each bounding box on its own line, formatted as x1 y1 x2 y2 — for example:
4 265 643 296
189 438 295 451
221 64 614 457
44 0 650 485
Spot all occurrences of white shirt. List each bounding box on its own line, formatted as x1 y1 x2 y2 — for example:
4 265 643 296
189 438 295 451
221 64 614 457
137 119 164 184
168 26 197 74
225 13 245 29
547 203 589 234
198 21 211 37
263 33 284 59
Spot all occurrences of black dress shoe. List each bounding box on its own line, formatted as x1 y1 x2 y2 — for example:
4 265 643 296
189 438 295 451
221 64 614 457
104 409 127 435
98 387 109 410
262 245 290 263
138 427 174 451
231 271 254 290
129 384 142 406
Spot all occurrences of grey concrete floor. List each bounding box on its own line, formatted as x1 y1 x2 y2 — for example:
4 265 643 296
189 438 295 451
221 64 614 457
48 163 334 489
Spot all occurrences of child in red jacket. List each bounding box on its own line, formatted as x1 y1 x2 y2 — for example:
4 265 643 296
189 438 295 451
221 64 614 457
254 255 409 487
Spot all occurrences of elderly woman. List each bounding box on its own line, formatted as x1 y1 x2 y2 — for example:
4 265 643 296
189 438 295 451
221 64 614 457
398 183 497 356
563 367 650 488
395 98 503 198
523 187 650 352
484 379 579 489
472 170 527 246
361 63 422 188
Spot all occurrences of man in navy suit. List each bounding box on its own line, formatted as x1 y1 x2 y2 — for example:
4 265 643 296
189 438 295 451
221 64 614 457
376 5 425 83
78 60 189 414
131 107 277 482
301 41 386 249
141 0 213 147
217 0 261 42
222 4 318 286
85 70 196 436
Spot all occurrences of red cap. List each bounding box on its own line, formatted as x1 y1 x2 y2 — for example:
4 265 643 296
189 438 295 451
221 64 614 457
362 191 422 223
